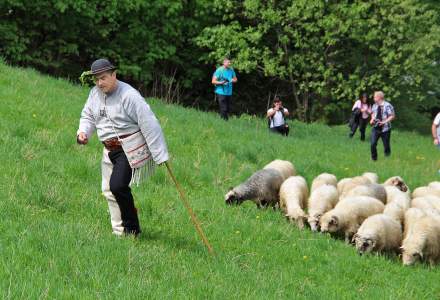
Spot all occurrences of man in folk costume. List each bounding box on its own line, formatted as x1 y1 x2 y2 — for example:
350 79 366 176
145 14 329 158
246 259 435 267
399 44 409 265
77 59 169 236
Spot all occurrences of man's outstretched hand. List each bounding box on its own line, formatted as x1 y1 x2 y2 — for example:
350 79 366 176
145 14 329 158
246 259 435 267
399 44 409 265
77 132 88 145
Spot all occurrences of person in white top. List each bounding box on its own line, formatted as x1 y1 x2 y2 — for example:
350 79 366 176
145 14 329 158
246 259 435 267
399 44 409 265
267 96 289 136
432 112 440 146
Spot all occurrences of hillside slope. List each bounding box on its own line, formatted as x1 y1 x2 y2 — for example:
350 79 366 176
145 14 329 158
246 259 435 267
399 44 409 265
1 62 439 299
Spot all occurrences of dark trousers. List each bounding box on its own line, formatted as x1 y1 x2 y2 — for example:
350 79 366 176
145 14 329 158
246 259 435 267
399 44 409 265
350 117 368 141
270 125 289 136
217 94 231 120
371 128 391 160
108 149 140 235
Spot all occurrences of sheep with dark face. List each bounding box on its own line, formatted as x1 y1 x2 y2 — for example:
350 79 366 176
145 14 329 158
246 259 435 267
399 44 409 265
353 214 402 255
225 169 284 208
383 176 409 193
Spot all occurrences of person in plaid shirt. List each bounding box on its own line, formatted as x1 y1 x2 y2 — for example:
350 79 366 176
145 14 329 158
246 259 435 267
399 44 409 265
370 91 395 161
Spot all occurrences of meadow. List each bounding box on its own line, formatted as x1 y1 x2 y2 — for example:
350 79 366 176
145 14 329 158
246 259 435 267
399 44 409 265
1 62 440 299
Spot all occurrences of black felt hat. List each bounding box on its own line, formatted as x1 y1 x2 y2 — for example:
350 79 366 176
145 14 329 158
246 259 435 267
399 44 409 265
90 58 116 75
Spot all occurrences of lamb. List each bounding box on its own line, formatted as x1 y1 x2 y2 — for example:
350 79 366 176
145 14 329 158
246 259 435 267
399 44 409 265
401 215 440 266
279 176 309 229
310 173 337 193
319 196 385 243
343 183 387 204
353 214 402 255
383 176 409 192
412 186 440 199
225 169 284 208
263 160 296 181
307 184 339 232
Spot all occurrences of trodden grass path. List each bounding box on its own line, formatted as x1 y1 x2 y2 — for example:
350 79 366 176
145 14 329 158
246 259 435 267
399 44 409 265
0 62 439 299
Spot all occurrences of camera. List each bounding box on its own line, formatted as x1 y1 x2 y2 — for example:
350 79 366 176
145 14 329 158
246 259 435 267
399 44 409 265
373 119 383 129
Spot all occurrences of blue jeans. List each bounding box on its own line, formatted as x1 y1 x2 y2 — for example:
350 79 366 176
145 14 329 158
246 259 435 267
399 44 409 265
371 128 391 160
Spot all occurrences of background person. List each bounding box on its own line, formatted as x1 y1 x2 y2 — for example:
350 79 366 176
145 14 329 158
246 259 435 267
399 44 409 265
211 58 237 120
349 92 371 141
432 112 440 147
77 58 169 237
267 96 289 136
370 91 395 161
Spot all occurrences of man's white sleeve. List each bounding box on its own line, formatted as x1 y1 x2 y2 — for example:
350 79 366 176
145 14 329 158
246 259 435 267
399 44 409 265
77 92 96 138
124 93 169 165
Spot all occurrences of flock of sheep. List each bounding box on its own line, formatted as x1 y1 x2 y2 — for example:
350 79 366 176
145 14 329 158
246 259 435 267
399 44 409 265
225 160 440 266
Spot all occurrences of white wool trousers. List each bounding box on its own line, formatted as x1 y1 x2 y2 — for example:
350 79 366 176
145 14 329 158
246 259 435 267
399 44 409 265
101 148 124 236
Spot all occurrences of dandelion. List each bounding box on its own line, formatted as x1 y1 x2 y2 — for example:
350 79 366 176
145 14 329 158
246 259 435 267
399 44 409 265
256 216 260 219
235 230 240 234
344 167 349 170
303 255 308 260
32 113 37 118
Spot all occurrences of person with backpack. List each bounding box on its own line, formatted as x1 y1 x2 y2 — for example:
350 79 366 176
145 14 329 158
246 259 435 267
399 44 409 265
211 58 238 121
267 96 289 136
349 92 372 141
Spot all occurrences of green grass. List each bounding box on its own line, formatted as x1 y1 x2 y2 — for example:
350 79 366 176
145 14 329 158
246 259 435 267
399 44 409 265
1 62 440 299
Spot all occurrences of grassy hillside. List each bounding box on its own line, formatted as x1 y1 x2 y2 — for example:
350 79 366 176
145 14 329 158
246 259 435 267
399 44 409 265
1 62 440 299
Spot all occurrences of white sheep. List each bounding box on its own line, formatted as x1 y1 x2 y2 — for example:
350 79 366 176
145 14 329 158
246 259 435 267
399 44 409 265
411 196 440 214
337 178 352 195
428 181 440 191
225 169 284 208
353 214 402 255
338 176 372 198
310 173 338 193
401 215 440 266
384 186 411 204
412 186 440 199
263 160 296 181
383 195 410 225
279 176 309 229
343 183 387 204
383 176 409 193
307 184 339 232
319 196 385 243
404 208 430 240
362 172 379 184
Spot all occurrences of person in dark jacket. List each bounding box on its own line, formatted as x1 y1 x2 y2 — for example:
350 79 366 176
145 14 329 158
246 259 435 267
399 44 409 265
349 92 372 141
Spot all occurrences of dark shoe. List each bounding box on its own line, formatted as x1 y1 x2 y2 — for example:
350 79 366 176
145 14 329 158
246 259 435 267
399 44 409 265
372 157 377 161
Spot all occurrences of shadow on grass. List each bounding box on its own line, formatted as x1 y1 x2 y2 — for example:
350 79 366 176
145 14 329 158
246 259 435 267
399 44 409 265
138 229 203 254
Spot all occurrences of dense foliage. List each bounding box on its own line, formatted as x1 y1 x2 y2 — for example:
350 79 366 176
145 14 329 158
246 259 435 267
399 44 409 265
1 0 439 129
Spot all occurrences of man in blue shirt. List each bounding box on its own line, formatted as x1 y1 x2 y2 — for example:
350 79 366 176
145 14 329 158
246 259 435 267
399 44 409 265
211 58 238 120
370 91 395 161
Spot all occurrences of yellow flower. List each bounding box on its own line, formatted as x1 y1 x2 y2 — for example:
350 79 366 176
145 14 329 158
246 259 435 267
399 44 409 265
303 256 308 260
235 230 240 234
344 167 349 170
256 216 260 219
32 114 37 118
